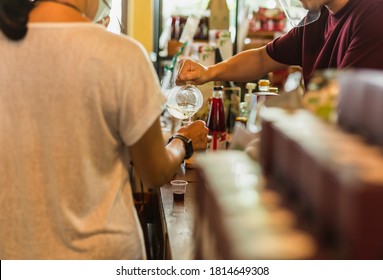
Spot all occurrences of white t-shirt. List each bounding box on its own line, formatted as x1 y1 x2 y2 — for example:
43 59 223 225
0 23 165 259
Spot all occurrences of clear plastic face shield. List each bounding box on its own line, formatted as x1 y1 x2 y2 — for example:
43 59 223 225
278 0 321 28
93 0 112 23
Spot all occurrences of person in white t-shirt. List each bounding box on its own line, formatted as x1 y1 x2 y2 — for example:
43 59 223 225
0 0 209 259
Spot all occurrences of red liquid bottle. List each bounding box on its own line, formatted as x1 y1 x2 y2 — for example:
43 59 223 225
206 85 227 150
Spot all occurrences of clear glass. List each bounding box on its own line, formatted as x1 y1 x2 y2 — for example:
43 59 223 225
166 83 203 125
246 95 266 134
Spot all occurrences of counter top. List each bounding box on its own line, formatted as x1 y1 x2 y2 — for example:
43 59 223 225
159 165 196 260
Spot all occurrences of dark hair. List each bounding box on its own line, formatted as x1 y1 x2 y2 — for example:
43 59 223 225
0 0 34 40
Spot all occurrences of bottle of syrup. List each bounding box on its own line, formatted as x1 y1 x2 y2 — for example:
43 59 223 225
207 85 227 150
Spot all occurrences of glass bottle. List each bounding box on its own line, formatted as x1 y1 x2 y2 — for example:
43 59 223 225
236 93 251 126
207 85 227 150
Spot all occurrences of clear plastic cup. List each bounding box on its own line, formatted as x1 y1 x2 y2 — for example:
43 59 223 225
171 180 188 201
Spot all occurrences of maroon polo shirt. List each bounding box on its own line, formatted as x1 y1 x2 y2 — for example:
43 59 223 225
266 0 383 86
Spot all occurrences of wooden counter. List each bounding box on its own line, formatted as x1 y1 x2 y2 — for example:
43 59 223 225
158 164 196 260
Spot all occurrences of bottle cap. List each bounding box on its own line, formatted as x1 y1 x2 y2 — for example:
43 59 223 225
269 87 279 93
245 83 257 91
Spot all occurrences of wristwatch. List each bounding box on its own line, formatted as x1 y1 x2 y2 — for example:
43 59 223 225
168 134 194 160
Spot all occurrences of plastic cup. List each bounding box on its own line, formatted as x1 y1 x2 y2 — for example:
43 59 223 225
171 180 188 201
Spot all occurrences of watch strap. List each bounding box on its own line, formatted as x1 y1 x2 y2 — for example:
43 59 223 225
168 134 193 160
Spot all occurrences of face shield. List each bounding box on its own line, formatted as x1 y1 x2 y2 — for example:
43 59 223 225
278 0 321 28
93 0 112 23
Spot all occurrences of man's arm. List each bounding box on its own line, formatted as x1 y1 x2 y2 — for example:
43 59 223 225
177 46 289 85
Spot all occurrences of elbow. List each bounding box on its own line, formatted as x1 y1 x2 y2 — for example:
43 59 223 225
140 169 176 189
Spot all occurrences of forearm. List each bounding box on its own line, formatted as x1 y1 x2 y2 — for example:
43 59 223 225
129 120 185 189
208 46 287 82
129 119 208 189
153 139 185 186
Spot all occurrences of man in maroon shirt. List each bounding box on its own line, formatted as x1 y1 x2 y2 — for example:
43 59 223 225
176 0 383 89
